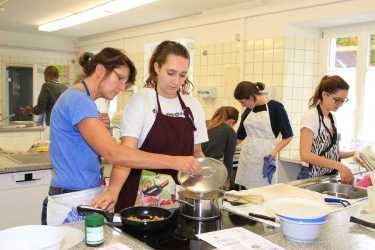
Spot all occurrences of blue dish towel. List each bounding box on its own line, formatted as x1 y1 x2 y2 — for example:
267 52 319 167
63 207 85 224
263 154 276 184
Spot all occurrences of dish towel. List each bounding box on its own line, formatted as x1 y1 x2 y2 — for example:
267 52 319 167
263 155 276 184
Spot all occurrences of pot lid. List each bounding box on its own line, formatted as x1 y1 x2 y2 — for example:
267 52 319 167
177 157 228 193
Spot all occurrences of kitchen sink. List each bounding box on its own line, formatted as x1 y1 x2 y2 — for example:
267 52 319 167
304 182 367 199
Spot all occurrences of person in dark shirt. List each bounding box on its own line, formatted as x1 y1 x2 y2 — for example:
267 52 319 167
234 81 293 188
202 106 239 190
22 66 68 126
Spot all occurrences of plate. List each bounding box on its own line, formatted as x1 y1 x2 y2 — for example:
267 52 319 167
265 197 330 220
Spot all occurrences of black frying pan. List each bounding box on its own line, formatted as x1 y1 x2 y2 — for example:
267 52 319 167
77 205 174 232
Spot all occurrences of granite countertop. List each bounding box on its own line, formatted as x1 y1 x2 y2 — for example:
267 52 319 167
0 125 45 133
0 152 51 174
64 201 375 250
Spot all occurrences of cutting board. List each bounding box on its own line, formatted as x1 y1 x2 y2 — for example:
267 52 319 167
223 183 342 226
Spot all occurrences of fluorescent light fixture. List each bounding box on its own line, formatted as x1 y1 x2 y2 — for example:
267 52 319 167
38 0 157 32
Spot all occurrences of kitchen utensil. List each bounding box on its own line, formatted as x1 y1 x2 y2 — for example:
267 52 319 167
266 197 330 220
324 197 351 207
77 205 174 232
177 157 228 220
279 216 327 243
350 216 375 230
0 225 63 250
178 157 228 194
176 190 222 220
248 212 276 222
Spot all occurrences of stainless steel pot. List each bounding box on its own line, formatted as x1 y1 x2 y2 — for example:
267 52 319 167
177 190 223 220
177 157 228 220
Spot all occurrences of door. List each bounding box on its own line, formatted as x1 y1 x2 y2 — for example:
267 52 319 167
6 66 33 121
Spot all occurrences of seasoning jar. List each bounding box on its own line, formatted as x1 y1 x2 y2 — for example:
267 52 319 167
85 213 104 247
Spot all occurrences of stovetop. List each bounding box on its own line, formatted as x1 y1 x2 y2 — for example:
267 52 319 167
116 212 223 250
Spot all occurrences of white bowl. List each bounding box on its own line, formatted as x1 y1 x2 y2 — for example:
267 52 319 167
0 225 64 250
279 216 327 243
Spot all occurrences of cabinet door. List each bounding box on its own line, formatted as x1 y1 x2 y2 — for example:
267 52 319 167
0 169 52 230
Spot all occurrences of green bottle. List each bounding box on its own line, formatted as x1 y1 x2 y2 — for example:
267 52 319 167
85 213 104 247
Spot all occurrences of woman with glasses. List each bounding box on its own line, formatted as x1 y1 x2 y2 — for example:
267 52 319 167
43 47 201 225
298 75 360 184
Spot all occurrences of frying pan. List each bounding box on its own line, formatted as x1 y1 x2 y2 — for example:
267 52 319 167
77 205 174 232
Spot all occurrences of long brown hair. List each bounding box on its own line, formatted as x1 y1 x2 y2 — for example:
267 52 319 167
234 81 265 100
207 106 239 130
145 40 192 94
79 47 137 85
309 75 349 108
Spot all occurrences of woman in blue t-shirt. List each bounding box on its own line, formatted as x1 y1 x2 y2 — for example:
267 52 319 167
43 47 201 225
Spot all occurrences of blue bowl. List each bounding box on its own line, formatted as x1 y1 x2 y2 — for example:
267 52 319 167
277 214 328 223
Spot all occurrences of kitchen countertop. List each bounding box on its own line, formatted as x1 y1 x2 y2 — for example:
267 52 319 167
0 151 51 174
64 202 375 250
0 125 45 133
63 176 375 250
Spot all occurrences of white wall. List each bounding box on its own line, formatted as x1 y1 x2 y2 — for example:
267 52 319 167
75 0 375 160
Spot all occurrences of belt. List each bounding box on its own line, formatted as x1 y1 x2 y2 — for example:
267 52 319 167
49 186 77 196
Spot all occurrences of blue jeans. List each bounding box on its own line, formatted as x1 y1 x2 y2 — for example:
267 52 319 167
41 187 76 225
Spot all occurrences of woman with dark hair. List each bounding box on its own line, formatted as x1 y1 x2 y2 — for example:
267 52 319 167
43 47 201 225
298 75 365 184
202 106 239 189
92 41 208 211
234 81 293 188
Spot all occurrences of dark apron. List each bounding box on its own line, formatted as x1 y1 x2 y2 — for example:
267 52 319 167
115 90 196 211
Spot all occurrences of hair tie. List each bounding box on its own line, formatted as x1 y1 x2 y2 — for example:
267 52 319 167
87 52 95 61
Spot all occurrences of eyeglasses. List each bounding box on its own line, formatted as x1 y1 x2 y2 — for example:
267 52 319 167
112 70 128 85
331 96 349 104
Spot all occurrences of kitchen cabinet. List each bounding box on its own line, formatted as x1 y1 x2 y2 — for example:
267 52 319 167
0 169 52 230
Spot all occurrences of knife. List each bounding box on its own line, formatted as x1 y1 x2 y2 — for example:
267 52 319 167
350 216 375 229
248 212 276 222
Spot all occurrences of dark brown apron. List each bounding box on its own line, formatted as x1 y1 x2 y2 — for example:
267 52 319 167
115 90 196 211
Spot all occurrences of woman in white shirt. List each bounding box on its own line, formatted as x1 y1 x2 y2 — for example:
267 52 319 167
92 41 208 210
298 75 364 184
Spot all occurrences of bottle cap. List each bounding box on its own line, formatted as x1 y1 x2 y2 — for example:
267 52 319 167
85 213 104 227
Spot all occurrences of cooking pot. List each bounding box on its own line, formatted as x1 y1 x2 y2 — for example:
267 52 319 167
177 190 223 220
177 157 227 220
77 205 174 232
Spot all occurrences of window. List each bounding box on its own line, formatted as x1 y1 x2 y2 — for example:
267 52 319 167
326 31 375 149
362 34 375 145
328 36 358 148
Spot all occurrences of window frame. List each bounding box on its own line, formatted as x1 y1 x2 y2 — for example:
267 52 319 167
322 24 375 148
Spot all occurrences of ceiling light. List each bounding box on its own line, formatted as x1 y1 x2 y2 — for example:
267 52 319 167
38 0 157 32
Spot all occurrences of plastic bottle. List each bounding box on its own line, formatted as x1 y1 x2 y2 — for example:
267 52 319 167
85 213 104 247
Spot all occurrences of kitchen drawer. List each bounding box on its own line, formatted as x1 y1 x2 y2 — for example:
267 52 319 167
0 169 52 190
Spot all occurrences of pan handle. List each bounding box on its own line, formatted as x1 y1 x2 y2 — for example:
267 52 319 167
77 205 114 222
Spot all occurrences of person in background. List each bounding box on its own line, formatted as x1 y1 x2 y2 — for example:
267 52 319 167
298 75 367 184
43 47 201 225
92 41 208 211
234 81 293 188
22 66 68 126
202 106 239 190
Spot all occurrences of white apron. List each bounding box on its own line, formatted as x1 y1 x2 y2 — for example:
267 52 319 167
47 186 104 226
235 104 278 188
